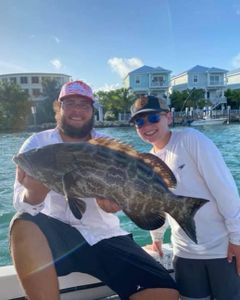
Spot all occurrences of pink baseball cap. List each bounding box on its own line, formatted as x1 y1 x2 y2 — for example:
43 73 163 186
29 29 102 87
58 80 94 102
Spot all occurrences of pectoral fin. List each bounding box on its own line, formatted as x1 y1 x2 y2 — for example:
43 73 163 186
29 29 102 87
62 172 86 219
67 196 86 219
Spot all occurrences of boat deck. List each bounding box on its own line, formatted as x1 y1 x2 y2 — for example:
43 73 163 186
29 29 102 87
0 244 174 300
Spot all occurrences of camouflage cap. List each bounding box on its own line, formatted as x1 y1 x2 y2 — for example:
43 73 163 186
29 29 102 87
129 95 170 122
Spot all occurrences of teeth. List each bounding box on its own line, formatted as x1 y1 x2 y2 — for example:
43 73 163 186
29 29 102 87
145 130 156 136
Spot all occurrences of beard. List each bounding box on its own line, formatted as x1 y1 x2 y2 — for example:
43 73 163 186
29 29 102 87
58 115 94 139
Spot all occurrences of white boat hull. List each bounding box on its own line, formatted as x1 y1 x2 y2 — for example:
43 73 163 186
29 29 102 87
191 117 227 126
0 244 174 300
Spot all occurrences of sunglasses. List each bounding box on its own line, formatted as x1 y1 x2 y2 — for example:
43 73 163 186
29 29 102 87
133 113 161 129
61 100 92 111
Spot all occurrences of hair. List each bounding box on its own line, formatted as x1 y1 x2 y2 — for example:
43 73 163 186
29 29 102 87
53 100 61 123
53 100 95 139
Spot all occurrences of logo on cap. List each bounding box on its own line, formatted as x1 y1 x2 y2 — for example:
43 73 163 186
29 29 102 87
134 97 148 111
59 80 93 101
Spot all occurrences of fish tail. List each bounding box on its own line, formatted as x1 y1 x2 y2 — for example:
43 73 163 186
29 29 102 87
168 196 208 243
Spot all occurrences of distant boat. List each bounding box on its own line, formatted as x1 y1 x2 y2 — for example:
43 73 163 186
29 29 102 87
191 116 228 126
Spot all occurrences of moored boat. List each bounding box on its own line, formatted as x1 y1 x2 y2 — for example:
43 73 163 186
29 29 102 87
191 116 227 126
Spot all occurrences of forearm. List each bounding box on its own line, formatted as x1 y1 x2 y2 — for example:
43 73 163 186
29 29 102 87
150 220 169 242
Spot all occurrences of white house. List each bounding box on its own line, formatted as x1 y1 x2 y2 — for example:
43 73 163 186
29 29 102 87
0 72 71 102
170 65 228 106
226 68 240 90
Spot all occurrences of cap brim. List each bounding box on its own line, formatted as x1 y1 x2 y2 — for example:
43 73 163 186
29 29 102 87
59 94 94 102
129 108 162 123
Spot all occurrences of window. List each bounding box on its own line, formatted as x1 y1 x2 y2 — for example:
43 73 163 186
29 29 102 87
20 76 28 84
23 89 29 95
193 75 198 83
210 75 220 85
135 75 141 85
32 88 41 96
10 77 17 84
151 75 165 86
32 76 39 84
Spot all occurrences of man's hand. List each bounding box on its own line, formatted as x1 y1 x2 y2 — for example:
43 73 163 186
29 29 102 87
144 240 164 257
16 166 50 205
96 198 121 213
227 242 240 276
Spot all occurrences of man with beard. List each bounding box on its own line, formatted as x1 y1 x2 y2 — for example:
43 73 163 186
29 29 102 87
10 80 179 300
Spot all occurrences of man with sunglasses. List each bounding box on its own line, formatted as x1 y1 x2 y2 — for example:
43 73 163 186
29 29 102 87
10 81 179 300
130 95 240 300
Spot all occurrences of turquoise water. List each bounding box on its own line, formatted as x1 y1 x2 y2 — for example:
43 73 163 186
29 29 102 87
1 124 240 266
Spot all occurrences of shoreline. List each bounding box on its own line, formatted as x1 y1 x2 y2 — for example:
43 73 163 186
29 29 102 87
1 115 240 133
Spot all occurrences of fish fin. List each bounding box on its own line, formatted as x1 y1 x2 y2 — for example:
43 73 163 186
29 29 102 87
88 138 139 157
139 153 177 188
168 196 209 244
62 172 86 219
124 210 166 230
68 196 86 219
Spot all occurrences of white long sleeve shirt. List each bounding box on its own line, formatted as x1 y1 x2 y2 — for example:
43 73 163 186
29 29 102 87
13 128 128 245
151 128 240 259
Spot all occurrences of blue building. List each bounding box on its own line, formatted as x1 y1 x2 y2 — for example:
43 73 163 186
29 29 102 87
170 65 228 106
124 65 171 102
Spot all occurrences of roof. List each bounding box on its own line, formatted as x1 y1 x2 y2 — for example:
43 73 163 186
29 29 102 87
128 65 171 75
172 65 228 78
187 65 228 73
227 68 240 76
0 72 71 77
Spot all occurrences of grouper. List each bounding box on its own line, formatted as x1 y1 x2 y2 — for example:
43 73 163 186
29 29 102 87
13 138 208 243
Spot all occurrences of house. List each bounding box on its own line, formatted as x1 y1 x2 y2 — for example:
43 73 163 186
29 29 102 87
0 72 71 102
226 68 240 90
124 65 172 101
170 65 228 106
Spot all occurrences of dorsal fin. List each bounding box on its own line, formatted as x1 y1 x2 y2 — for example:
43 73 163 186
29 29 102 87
88 138 139 157
88 138 176 188
139 153 176 188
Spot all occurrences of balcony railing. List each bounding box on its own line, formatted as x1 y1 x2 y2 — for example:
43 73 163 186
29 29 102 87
208 81 225 86
150 81 168 88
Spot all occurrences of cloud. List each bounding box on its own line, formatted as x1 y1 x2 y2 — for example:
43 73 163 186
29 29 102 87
53 36 60 43
232 53 240 68
108 57 143 78
94 83 121 92
50 58 62 70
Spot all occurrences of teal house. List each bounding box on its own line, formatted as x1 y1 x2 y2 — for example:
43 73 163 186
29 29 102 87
124 65 172 102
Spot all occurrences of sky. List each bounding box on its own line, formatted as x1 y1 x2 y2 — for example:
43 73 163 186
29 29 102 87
1 0 240 91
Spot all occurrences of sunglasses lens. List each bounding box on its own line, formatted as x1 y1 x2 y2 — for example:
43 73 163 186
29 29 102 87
148 114 161 123
134 118 145 128
134 113 161 128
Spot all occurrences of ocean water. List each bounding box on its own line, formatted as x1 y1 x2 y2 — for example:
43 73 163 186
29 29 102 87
1 124 240 266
